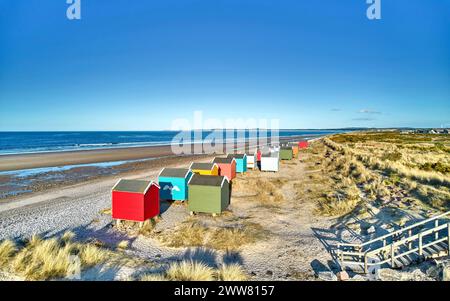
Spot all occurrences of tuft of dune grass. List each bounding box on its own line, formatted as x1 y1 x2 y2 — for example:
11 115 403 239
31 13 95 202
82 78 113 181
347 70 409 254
216 264 248 281
0 234 113 280
117 240 130 250
140 261 249 281
160 220 267 251
166 261 215 281
0 240 16 267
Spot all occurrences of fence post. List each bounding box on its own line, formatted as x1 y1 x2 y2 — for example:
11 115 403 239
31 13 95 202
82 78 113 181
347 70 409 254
390 244 395 268
435 220 439 240
337 244 341 263
447 223 450 255
408 229 412 250
418 233 423 256
364 256 368 274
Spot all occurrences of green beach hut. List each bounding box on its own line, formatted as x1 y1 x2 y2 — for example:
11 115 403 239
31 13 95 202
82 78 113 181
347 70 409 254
280 146 293 160
187 174 230 215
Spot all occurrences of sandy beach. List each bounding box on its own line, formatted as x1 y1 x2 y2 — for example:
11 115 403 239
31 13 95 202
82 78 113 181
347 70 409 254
0 137 302 172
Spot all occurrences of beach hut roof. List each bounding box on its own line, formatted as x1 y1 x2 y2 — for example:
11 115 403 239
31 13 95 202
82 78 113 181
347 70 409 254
213 157 235 164
227 153 247 159
158 168 191 179
112 179 159 194
281 146 292 150
189 162 218 171
262 152 279 158
188 174 229 187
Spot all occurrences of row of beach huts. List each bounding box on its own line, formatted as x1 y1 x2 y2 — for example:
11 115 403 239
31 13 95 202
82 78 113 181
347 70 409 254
111 140 309 223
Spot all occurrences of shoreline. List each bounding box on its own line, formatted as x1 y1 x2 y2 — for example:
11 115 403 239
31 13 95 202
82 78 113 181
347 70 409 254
0 135 320 203
0 136 311 172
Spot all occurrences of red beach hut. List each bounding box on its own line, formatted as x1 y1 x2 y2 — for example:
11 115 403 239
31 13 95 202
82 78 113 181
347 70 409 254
112 179 160 222
298 141 309 149
213 157 236 181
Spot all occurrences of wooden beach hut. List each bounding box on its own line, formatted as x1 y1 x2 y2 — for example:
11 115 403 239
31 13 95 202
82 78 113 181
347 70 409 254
246 151 257 170
189 162 219 176
299 141 309 149
112 179 160 222
288 142 299 158
212 157 236 181
280 146 293 160
187 174 230 215
227 154 247 173
261 151 279 172
158 168 192 201
292 145 299 158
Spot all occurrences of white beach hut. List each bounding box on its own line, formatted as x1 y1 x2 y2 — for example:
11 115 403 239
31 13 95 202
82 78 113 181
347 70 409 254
261 151 279 172
246 150 257 170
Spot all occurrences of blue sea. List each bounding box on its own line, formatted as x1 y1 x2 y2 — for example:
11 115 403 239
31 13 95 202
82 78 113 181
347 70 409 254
0 130 344 156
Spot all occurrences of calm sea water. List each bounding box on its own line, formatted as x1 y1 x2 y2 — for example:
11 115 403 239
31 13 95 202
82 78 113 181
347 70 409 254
0 130 344 155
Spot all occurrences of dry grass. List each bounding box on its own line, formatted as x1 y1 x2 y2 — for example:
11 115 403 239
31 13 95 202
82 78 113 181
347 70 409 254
114 218 158 237
160 219 267 251
325 131 450 212
216 264 248 281
117 240 130 250
0 233 114 280
0 240 16 267
140 261 248 281
234 177 286 208
166 261 215 281
99 208 112 215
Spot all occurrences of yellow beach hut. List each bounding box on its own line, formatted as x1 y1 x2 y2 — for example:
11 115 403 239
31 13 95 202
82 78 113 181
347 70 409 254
189 162 219 176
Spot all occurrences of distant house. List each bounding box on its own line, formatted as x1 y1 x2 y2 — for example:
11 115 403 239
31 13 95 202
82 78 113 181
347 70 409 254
158 168 192 201
227 154 248 173
189 162 219 176
188 174 230 215
112 179 160 222
212 157 236 181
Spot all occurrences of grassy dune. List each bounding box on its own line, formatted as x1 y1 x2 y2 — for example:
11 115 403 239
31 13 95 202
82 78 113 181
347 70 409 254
304 131 450 219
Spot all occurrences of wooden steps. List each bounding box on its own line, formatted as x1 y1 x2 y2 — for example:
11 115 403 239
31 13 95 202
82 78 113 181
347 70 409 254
337 211 450 273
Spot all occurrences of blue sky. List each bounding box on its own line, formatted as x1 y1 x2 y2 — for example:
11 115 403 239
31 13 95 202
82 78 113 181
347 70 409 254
0 0 449 130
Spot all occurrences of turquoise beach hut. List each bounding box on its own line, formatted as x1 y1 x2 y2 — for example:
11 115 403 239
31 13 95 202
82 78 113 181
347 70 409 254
227 154 247 173
158 168 193 201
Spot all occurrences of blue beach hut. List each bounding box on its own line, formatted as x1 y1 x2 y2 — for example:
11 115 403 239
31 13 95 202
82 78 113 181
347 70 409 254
227 154 247 173
158 168 193 201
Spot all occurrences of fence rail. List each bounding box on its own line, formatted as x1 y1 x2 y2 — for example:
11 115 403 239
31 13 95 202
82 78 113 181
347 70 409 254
337 211 450 273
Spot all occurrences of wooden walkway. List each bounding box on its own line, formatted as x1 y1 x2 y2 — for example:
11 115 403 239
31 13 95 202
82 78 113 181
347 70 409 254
337 211 450 273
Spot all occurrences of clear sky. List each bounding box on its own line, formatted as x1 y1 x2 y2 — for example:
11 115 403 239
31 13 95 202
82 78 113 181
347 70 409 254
0 0 449 130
